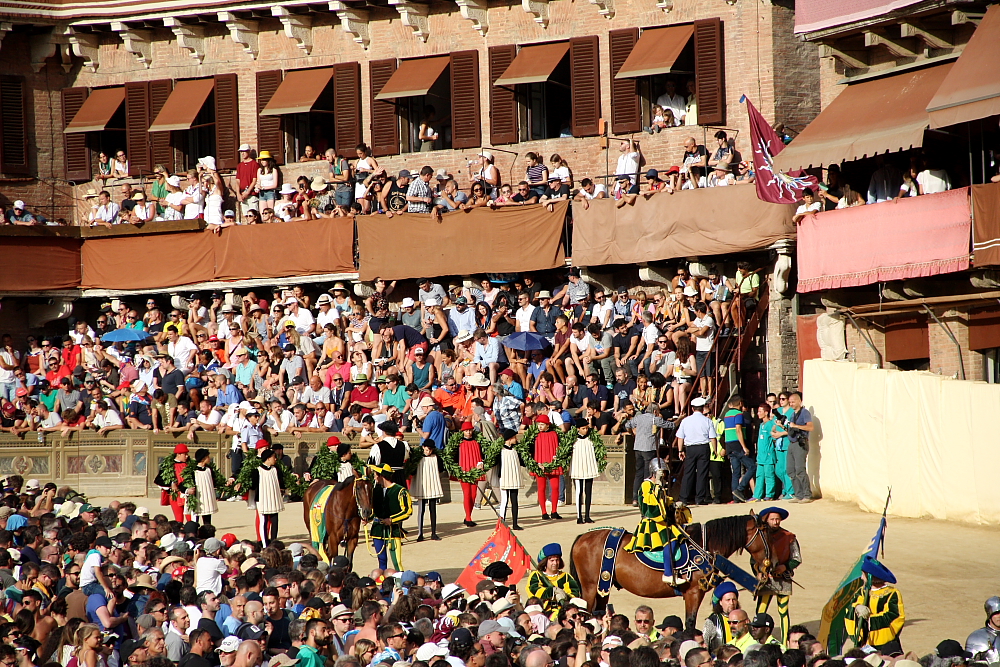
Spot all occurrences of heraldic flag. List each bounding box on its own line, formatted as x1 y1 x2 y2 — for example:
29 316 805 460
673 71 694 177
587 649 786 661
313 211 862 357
456 519 533 591
818 504 888 654
742 95 818 204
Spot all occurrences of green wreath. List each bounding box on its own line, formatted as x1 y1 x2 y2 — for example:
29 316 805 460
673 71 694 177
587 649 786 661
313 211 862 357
441 432 504 483
517 424 573 476
231 450 308 499
157 456 229 515
307 446 366 482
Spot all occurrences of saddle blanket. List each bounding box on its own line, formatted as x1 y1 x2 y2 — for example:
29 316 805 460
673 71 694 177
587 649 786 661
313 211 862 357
309 484 336 563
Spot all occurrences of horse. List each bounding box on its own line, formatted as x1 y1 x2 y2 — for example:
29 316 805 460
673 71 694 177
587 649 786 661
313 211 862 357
569 513 771 630
302 470 374 564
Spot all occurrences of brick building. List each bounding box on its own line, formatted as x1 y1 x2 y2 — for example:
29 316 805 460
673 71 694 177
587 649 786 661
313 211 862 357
786 0 1000 386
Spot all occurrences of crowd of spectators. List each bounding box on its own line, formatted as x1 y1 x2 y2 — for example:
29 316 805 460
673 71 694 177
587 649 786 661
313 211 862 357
0 476 985 667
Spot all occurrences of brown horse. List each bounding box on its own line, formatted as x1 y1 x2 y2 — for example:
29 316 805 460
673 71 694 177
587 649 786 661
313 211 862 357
569 514 770 630
302 471 374 564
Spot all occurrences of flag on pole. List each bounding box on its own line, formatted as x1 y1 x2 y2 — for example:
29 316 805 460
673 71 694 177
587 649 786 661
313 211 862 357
455 519 533 591
818 495 889 654
742 95 818 204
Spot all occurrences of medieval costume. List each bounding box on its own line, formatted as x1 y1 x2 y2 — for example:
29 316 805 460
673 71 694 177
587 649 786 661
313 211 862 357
532 415 561 519
703 582 740 652
154 443 194 522
754 506 801 644
845 557 905 656
367 421 409 486
569 419 599 524
371 463 413 570
191 448 227 525
412 441 443 541
457 422 485 527
526 543 581 612
496 428 524 530
250 447 285 547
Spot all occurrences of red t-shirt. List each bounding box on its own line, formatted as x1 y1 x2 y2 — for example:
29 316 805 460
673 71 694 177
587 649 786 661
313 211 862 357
349 385 379 413
236 159 258 191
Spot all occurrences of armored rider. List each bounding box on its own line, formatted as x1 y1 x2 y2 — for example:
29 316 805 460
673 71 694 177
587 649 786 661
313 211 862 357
624 459 691 583
965 596 1000 663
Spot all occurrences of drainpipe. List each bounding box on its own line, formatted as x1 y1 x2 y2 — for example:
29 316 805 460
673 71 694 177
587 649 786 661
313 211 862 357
843 312 882 368
922 305 966 380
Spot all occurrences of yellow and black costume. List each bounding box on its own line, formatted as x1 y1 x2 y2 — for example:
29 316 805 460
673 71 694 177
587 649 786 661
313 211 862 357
845 558 905 656
370 463 413 571
526 543 581 611
625 477 684 552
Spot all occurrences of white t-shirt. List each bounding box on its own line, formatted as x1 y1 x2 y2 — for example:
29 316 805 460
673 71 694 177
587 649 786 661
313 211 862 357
693 315 716 352
265 410 294 433
515 305 536 332
69 327 97 344
570 333 594 353
641 323 659 346
916 169 950 194
93 411 122 429
168 336 199 374
80 550 103 588
579 184 607 200
551 166 571 183
593 301 614 329
183 185 204 219
615 151 640 182
288 308 315 334
194 556 228 595
795 202 821 216
308 411 335 430
163 192 185 221
0 350 18 383
194 409 222 429
317 308 340 330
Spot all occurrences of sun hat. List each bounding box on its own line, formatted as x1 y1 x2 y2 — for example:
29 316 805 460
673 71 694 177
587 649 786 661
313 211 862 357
311 176 328 191
401 297 416 308
167 175 182 187
416 644 449 662
453 330 474 344
464 372 490 387
417 396 436 408
279 183 296 195
258 150 273 159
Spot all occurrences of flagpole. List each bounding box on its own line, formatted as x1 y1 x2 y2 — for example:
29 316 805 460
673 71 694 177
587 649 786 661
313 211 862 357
477 480 542 572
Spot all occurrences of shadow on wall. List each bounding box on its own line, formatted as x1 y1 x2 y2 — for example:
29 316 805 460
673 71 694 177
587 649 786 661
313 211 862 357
808 406 823 498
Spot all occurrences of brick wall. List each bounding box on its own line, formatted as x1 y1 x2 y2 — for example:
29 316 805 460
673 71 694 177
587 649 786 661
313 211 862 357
2 0 819 217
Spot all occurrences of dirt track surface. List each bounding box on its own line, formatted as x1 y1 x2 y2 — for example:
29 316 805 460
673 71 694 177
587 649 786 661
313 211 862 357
92 492 999 656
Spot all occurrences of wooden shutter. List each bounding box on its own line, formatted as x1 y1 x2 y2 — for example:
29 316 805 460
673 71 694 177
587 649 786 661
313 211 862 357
569 36 601 138
333 62 362 156
489 45 518 146
214 73 240 170
609 28 640 135
450 50 481 150
694 17 725 126
256 70 284 164
0 76 29 174
369 59 399 158
125 82 151 176
62 87 92 182
969 309 1000 351
885 316 929 362
149 79 174 171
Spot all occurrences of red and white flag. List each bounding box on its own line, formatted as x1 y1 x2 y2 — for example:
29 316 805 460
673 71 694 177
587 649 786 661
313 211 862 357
743 95 818 204
455 519 533 591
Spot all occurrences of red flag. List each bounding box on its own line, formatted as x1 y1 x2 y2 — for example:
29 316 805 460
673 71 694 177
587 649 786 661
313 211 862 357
455 519 533 591
743 95 818 204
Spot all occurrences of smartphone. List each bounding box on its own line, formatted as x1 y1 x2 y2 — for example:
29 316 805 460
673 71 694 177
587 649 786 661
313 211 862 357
607 603 615 616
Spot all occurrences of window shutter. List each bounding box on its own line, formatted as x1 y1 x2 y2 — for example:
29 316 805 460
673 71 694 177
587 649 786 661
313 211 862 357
149 79 174 171
333 62 362 156
570 36 601 138
610 28 640 135
694 17 725 126
0 76 29 174
256 70 284 164
488 45 518 146
369 59 399 158
450 50 481 150
62 87 92 182
214 73 240 170
125 82 151 177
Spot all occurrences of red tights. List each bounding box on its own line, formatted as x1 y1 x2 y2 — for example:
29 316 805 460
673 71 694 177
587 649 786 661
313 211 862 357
536 476 559 514
461 482 478 521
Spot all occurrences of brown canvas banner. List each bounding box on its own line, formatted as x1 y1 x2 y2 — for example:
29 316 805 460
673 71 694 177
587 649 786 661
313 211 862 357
0 238 81 291
214 218 355 281
972 182 1000 267
81 231 215 290
572 186 793 266
357 202 567 281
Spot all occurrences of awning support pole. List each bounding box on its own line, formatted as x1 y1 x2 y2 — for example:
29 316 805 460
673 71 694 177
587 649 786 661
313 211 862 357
922 304 966 380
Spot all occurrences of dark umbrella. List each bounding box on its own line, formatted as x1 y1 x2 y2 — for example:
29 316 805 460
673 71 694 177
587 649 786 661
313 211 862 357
100 328 153 342
502 331 550 351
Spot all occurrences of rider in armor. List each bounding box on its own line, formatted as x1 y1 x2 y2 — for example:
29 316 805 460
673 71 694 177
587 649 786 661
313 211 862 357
624 458 692 582
965 596 1000 663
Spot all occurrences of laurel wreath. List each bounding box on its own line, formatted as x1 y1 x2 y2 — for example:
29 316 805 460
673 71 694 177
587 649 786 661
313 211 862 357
441 432 504 483
231 450 308 499
518 425 608 476
307 446 366 482
157 456 228 515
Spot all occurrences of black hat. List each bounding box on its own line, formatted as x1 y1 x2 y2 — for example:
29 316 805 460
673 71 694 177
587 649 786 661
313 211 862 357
358 577 376 587
120 638 147 664
575 417 590 429
656 615 683 632
501 428 518 441
94 536 113 548
750 613 774 628
183 521 199 534
332 555 351 569
936 640 971 659
305 597 330 609
283 343 296 352
483 562 514 581
380 421 399 435
567 267 581 278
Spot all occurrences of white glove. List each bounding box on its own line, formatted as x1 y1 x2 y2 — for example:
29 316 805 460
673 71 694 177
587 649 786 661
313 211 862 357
553 588 569 603
854 604 871 620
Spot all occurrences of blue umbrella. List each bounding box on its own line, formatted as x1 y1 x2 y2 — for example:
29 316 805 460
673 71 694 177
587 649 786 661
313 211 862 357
503 331 550 351
100 328 153 342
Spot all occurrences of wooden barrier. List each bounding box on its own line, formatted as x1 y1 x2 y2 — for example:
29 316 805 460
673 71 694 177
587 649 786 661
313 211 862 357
0 432 630 505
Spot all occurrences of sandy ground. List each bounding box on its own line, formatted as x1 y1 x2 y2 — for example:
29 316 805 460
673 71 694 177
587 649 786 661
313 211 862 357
90 491 999 656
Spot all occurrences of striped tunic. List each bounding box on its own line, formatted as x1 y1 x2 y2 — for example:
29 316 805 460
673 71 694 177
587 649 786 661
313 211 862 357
254 465 284 514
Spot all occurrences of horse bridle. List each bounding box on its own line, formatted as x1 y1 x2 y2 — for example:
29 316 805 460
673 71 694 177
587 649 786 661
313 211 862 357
746 515 774 580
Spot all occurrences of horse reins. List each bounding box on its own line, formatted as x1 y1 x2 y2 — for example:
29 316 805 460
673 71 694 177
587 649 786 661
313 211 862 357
745 520 773 581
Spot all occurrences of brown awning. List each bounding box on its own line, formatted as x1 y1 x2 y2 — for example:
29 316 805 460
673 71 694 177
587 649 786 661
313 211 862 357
260 68 334 116
615 25 694 79
926 5 1000 129
494 42 570 86
375 56 450 100
148 78 216 132
773 63 952 171
63 87 125 134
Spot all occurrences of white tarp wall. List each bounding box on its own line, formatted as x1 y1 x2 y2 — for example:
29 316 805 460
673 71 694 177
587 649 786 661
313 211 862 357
804 359 1000 525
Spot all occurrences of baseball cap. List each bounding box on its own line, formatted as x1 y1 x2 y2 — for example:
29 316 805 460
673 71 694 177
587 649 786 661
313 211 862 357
12 200 25 210
478 620 504 638
120 639 147 664
398 169 411 179
238 144 252 152
750 613 774 628
217 637 242 654
416 643 449 662
203 537 224 554
95 536 113 548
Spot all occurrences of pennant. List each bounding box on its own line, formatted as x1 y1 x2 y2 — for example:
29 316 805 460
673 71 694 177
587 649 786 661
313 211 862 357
818 495 889 654
455 519 533 591
742 95 818 204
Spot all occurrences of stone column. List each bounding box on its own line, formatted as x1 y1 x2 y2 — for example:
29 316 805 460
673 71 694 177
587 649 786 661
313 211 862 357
767 239 799 393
